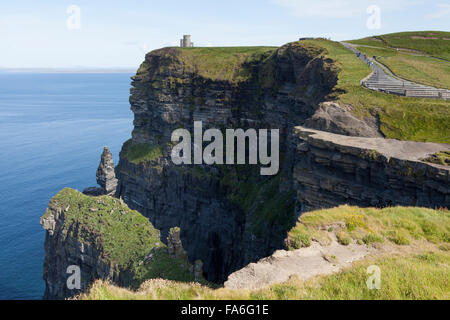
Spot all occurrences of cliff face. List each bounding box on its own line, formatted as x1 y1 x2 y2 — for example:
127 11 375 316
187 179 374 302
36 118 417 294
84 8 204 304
115 42 346 283
114 40 448 284
41 40 450 297
293 127 450 211
41 188 197 299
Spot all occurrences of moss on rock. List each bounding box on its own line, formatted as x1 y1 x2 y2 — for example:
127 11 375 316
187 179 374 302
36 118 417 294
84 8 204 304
42 188 206 295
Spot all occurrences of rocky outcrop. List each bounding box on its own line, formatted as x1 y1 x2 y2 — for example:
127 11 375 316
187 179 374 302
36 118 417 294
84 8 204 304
96 146 118 195
41 190 127 299
293 126 450 212
225 238 374 290
40 188 196 299
304 102 383 138
167 227 186 258
83 146 118 196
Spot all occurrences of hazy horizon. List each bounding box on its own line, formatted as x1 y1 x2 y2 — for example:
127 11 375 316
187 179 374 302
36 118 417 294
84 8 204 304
1 0 449 69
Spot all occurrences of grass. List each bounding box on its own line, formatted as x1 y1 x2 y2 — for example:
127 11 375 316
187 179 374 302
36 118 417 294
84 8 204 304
43 188 202 287
137 38 449 143
421 151 450 166
77 205 450 300
354 45 450 89
286 205 450 250
123 141 163 164
302 38 450 144
178 47 277 83
44 188 161 267
348 31 450 60
80 251 449 300
336 231 352 246
362 233 384 245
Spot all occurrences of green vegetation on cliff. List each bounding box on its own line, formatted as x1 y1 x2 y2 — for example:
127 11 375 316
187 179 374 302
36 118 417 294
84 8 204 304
81 251 449 300
122 140 163 164
421 151 450 166
352 45 450 89
348 31 450 60
347 31 450 89
44 188 202 287
45 188 161 267
219 167 295 237
301 38 450 143
79 205 450 300
136 37 449 143
287 205 450 249
178 47 277 83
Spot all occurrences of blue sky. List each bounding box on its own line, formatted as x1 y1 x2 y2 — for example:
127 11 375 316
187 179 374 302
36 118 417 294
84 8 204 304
1 0 449 68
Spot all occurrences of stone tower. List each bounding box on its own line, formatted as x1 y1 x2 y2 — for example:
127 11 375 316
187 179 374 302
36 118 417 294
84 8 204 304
96 146 118 196
180 35 194 48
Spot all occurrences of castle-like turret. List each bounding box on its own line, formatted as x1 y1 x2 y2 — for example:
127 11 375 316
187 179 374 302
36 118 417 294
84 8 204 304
180 35 194 47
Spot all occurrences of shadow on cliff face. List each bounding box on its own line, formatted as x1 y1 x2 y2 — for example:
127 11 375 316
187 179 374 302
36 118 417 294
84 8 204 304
115 41 342 284
206 232 224 282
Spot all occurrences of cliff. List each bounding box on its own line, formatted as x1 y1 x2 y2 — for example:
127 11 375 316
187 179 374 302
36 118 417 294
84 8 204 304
40 188 200 299
115 40 449 285
293 127 450 212
116 42 355 283
41 39 449 297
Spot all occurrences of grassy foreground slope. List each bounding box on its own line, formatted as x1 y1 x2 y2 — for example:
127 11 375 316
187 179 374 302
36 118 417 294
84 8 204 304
287 206 449 249
301 39 449 143
79 206 450 300
347 31 450 89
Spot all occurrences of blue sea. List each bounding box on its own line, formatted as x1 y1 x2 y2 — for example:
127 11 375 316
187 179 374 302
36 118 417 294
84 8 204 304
0 73 134 300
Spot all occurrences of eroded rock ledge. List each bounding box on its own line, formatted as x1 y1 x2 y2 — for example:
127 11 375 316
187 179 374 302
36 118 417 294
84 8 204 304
41 189 199 300
293 126 450 212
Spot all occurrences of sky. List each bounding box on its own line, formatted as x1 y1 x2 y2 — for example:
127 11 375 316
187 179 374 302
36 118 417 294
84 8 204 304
0 0 449 69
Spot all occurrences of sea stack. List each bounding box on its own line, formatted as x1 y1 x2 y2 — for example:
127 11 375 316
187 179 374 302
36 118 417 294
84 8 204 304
96 146 118 196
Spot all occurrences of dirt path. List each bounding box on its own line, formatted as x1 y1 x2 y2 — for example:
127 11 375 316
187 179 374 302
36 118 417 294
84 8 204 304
224 236 376 290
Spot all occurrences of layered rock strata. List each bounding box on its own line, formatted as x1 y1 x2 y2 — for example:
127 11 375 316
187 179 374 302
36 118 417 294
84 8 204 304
115 42 347 283
293 126 450 212
41 188 196 299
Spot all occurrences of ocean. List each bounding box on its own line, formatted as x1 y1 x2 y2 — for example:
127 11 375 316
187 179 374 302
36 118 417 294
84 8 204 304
0 73 134 300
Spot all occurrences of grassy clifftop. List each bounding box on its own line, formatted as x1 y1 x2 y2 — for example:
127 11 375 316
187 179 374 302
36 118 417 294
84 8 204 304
79 205 450 300
347 31 450 89
178 46 277 82
43 188 204 287
136 46 277 84
135 38 449 144
287 205 450 249
43 188 161 267
348 31 450 60
302 38 449 143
